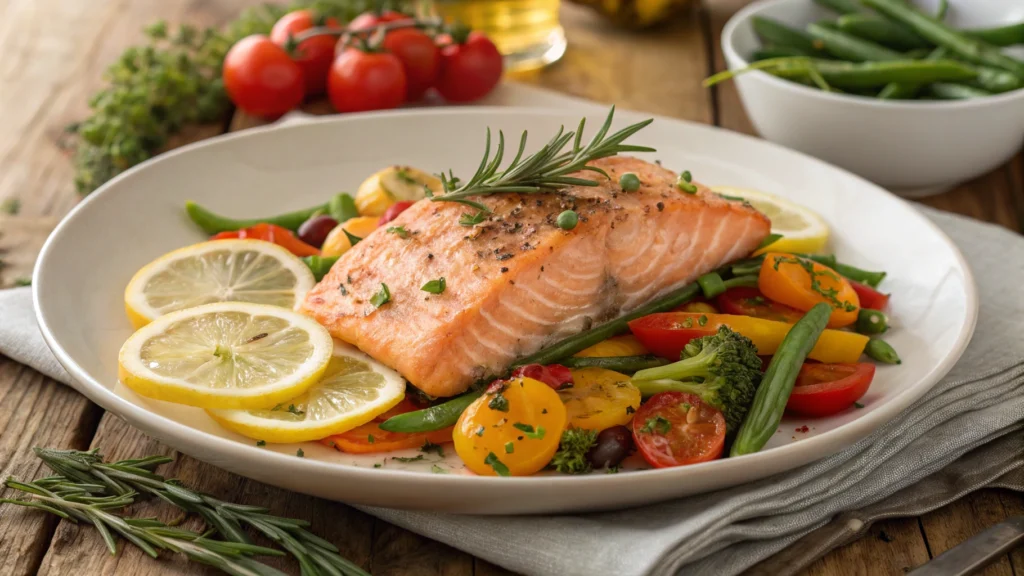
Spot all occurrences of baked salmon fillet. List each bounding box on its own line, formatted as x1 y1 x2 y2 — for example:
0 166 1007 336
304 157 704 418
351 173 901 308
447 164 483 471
301 157 771 397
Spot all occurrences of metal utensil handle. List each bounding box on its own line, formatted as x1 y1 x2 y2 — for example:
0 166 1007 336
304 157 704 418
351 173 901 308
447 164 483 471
908 516 1024 576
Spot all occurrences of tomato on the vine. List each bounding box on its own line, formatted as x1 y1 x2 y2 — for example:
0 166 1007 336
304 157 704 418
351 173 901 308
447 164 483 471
435 31 503 103
270 10 341 95
348 10 411 31
327 47 407 113
223 35 305 118
383 28 441 100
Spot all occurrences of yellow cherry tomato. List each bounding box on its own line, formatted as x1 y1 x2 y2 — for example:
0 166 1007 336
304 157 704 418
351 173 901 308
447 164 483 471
559 368 641 431
759 253 860 328
454 377 567 477
574 335 649 358
320 216 379 257
678 301 718 315
355 166 441 216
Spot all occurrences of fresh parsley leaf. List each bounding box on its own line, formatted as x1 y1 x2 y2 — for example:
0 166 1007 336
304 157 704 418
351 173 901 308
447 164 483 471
513 422 545 440
339 284 348 296
296 449 305 458
475 425 485 437
386 225 410 239
255 440 266 447
488 391 509 412
698 315 708 326
421 277 446 294
512 423 534 433
367 434 375 444
420 441 444 457
504 441 514 454
640 416 672 435
287 404 305 417
459 211 487 226
391 455 425 463
484 452 510 476
370 283 391 308
854 402 865 409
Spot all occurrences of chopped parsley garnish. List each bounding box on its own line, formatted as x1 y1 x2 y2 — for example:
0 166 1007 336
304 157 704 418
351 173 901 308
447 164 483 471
488 391 509 412
395 168 418 185
682 317 693 328
625 406 635 415
296 449 305 458
512 422 534 434
420 441 444 457
373 463 382 468
475 426 485 437
513 423 546 440
255 440 266 447
370 283 391 308
367 434 376 444
392 455 425 463
681 403 692 412
343 229 363 246
421 277 447 294
854 402 865 409
504 442 514 454
681 170 693 183
484 452 510 476
772 256 856 312
460 211 487 226
541 408 548 414
386 225 410 238
431 464 448 474
339 284 348 296
698 315 708 326
640 416 672 435
287 404 305 417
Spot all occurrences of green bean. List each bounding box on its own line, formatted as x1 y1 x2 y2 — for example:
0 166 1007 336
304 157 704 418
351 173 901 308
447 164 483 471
301 256 338 281
799 253 838 270
968 65 1024 93
966 22 1024 47
862 0 1024 78
807 22 906 62
856 308 889 335
731 303 832 457
836 14 930 51
753 46 822 61
380 390 483 433
731 253 883 287
879 46 947 99
185 200 327 235
811 0 861 15
328 193 359 223
770 58 977 88
752 17 825 54
697 272 727 299
928 82 993 99
865 338 902 364
830 262 886 287
560 355 669 373
730 257 764 277
935 0 948 21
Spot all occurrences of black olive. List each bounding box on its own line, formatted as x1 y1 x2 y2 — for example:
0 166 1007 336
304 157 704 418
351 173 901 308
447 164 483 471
587 425 634 469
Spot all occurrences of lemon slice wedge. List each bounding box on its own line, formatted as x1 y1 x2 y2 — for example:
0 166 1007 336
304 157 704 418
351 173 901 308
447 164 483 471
712 186 830 254
208 341 406 443
118 302 333 410
124 239 315 329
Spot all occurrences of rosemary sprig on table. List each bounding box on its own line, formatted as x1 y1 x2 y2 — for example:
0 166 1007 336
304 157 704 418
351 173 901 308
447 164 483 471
430 106 656 213
2 448 369 576
1 478 286 576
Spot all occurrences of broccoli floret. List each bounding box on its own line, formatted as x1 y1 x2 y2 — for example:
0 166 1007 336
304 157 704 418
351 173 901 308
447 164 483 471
550 427 598 474
631 326 762 435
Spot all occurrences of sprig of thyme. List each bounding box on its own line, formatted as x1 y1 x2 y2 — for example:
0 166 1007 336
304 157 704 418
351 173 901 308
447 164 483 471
431 107 655 213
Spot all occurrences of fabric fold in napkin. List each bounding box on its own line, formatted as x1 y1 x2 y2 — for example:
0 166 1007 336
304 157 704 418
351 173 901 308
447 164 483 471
2 206 1022 576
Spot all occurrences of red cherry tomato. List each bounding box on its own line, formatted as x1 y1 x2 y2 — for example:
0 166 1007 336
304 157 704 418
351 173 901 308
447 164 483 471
383 28 441 101
348 10 411 31
850 280 890 310
786 363 875 417
510 364 574 390
628 314 717 360
373 398 420 422
223 35 305 117
716 287 805 323
328 47 407 113
378 201 414 226
630 392 726 468
211 223 320 257
435 31 503 103
270 10 341 95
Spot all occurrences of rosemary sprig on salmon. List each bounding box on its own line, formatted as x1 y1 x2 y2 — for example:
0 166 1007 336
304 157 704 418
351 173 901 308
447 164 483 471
430 107 656 213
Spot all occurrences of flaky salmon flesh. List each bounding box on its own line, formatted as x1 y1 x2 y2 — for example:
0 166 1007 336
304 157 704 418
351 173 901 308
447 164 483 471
301 157 771 397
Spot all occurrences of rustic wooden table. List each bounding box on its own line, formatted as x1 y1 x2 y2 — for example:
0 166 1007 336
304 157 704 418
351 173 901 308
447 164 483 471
1 1 1022 575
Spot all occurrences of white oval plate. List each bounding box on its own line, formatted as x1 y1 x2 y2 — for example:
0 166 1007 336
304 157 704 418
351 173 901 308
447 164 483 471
35 107 976 514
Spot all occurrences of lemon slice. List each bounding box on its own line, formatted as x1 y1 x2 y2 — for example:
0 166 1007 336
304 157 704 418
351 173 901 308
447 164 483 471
124 239 316 329
118 302 333 410
712 186 830 254
208 341 406 443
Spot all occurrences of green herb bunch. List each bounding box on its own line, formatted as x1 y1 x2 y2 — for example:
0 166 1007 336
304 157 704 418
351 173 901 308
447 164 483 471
70 0 411 195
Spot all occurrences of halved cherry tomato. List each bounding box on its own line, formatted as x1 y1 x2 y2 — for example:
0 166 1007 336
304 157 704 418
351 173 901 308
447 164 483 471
850 280 890 310
510 364 573 390
322 422 453 454
270 10 341 95
759 253 860 328
378 201 414 226
453 377 567 476
716 287 804 323
630 392 725 468
211 223 319 257
786 363 875 417
628 312 868 364
558 368 640 431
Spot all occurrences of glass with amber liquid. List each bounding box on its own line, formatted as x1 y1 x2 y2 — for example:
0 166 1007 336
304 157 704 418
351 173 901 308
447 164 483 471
432 0 566 71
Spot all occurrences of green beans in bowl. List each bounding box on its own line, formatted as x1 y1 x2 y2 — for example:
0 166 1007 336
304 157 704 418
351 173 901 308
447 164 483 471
718 0 1024 196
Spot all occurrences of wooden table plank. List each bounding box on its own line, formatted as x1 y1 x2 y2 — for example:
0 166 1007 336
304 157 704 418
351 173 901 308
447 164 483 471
918 489 1021 576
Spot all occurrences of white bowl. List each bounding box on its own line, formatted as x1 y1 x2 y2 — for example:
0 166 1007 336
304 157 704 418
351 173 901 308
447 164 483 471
722 0 1024 197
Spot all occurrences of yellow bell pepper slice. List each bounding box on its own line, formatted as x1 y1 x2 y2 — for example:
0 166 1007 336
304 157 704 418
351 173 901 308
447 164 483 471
574 334 649 358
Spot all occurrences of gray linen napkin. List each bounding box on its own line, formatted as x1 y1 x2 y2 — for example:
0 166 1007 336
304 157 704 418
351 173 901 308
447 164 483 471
2 206 1022 576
